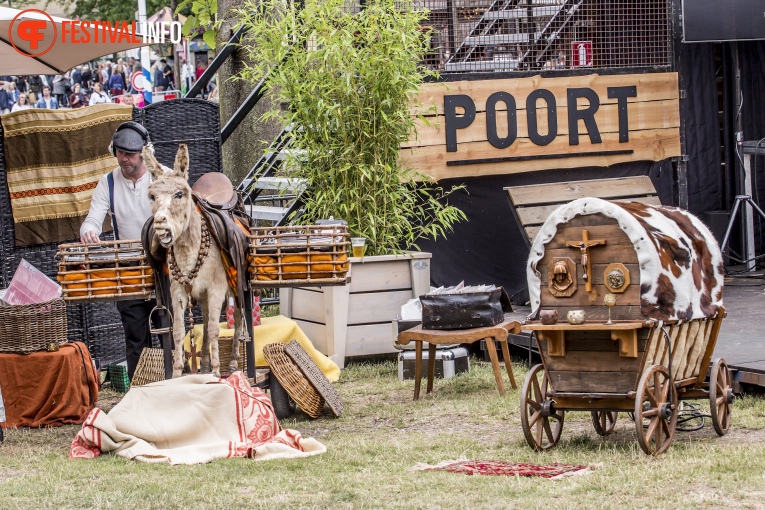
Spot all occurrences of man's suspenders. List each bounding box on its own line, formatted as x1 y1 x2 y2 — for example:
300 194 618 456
107 172 119 240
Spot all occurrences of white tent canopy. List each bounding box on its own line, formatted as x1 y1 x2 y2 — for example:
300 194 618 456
0 7 148 75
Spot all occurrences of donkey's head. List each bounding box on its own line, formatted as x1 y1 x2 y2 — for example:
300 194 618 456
145 144 194 248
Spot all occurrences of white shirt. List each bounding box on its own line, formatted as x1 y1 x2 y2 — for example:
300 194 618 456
89 91 109 106
11 103 30 112
81 167 162 241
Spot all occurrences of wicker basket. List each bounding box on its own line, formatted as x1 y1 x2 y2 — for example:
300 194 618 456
0 298 67 353
56 239 154 302
130 347 166 388
249 225 350 288
187 334 248 375
263 342 325 418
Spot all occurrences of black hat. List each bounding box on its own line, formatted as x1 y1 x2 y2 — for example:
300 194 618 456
111 121 149 154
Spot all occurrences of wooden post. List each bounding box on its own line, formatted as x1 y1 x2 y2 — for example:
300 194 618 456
324 284 350 369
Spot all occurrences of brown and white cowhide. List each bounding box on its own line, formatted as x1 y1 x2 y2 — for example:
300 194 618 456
527 198 724 321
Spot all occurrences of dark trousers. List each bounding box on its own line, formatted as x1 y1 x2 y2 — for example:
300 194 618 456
116 299 157 380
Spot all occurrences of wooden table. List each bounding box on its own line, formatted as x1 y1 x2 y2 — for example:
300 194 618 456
397 319 521 400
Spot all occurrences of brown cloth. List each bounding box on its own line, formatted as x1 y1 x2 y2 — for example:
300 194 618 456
0 342 99 428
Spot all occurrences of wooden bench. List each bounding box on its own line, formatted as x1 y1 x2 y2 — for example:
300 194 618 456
504 176 661 247
397 319 521 400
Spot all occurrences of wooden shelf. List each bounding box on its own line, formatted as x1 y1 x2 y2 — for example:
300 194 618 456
523 320 649 358
522 321 649 332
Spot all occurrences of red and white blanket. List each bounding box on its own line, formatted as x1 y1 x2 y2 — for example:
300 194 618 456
69 372 326 465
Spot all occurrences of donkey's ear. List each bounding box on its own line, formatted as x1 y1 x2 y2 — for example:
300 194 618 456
142 146 163 179
173 144 189 179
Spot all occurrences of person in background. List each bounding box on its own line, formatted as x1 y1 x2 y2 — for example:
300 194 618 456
8 82 20 107
11 93 31 112
153 62 167 92
81 65 92 89
0 84 10 114
100 62 111 84
52 74 69 107
88 82 110 106
36 86 59 109
16 76 27 93
28 74 42 95
160 59 174 90
180 58 194 94
69 83 86 109
71 66 82 87
109 64 126 97
122 94 135 107
27 92 37 106
195 61 209 97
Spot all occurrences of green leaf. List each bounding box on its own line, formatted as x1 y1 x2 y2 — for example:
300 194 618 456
202 29 217 49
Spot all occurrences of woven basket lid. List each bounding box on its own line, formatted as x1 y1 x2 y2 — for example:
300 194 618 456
263 342 324 419
284 340 344 417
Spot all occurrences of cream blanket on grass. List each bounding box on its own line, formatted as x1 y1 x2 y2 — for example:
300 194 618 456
69 372 326 465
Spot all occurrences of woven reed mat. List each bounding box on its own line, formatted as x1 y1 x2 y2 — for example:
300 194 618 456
284 340 343 417
414 460 589 479
0 104 133 246
130 348 166 388
263 342 324 419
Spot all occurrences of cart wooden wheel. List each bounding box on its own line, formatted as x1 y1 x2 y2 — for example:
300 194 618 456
591 411 618 436
520 364 564 451
709 358 733 436
634 365 677 456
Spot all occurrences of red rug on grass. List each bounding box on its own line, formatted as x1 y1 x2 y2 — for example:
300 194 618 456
418 460 588 479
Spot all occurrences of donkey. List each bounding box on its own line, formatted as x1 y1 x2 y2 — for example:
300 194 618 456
144 144 244 378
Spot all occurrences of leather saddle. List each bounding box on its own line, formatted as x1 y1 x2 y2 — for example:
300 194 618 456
191 172 238 210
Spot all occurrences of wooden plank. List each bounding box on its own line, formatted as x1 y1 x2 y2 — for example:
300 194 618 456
508 176 657 206
406 99 681 148
402 128 681 180
517 197 661 226
541 304 645 322
552 397 634 411
293 319 327 354
344 323 398 357
544 349 643 372
686 318 712 379
612 329 638 358
548 370 639 393
412 73 680 116
349 259 414 293
539 331 649 352
290 288 325 323
538 244 639 265
541 279 640 308
540 263 640 287
347 290 413 325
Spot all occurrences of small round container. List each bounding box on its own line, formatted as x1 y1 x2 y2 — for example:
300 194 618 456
567 309 586 325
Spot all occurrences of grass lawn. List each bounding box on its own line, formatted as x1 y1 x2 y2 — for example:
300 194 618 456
2 358 765 509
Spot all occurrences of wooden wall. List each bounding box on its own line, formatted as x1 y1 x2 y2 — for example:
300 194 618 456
402 72 681 181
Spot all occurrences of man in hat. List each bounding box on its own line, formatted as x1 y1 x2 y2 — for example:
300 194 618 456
80 121 165 380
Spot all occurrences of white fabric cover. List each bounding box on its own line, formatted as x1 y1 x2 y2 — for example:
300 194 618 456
527 198 724 321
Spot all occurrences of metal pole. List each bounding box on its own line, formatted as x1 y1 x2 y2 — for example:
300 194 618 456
732 42 755 270
138 0 153 103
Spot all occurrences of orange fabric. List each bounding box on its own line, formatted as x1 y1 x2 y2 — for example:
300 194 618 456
0 342 99 428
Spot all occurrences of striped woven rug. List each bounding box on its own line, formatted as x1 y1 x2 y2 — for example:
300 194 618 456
1 104 133 246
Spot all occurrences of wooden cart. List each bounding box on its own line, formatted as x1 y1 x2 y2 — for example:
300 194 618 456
519 198 732 455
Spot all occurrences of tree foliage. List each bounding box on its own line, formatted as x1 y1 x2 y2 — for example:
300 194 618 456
58 0 190 23
236 0 465 256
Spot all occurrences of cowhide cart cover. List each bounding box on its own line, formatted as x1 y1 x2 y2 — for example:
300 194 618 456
527 198 724 321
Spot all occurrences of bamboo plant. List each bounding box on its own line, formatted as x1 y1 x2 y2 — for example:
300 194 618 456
236 0 465 256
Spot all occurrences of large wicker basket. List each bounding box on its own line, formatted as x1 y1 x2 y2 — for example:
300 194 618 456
263 342 325 418
0 298 67 353
249 225 350 287
56 239 154 302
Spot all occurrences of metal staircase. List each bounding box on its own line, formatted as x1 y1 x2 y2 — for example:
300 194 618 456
236 125 308 227
444 0 585 73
